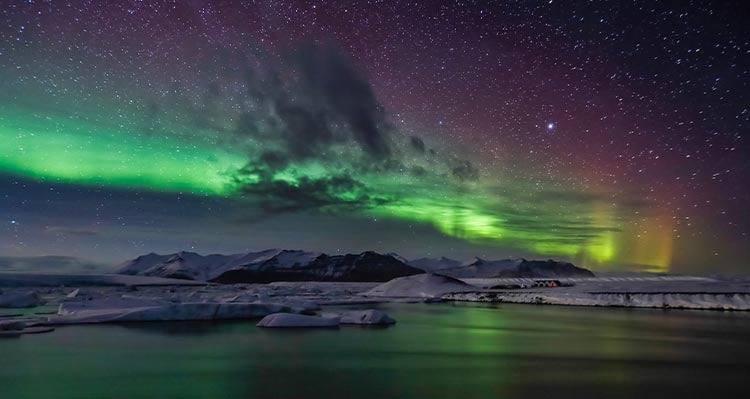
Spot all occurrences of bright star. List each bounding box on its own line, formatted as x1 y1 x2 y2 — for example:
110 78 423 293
547 122 555 130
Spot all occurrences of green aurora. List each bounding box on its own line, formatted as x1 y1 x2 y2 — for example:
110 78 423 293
0 103 664 270
0 104 245 194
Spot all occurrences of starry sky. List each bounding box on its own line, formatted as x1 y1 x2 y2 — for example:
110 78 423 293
1 0 748 273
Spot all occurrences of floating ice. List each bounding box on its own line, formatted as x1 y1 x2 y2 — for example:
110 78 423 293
256 313 340 328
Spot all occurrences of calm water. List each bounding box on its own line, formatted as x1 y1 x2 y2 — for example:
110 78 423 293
2 302 750 399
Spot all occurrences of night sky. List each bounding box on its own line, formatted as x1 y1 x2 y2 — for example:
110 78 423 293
1 0 748 273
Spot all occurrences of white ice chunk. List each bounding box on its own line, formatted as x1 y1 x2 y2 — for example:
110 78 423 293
48 298 296 324
256 313 340 328
0 319 27 330
322 309 395 325
0 290 44 308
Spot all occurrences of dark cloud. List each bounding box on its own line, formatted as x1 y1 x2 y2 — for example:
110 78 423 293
258 151 290 170
273 99 335 158
293 43 390 159
237 170 387 215
410 166 427 177
192 43 488 221
236 112 265 137
452 160 480 182
232 42 391 163
409 135 426 153
232 153 389 217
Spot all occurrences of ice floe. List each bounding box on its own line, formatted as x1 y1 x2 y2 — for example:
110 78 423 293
256 313 340 328
48 297 301 324
0 319 55 336
322 309 396 325
0 290 44 308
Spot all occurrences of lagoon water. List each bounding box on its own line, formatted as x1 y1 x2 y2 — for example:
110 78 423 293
2 302 750 398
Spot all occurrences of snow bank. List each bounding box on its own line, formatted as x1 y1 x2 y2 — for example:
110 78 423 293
256 313 340 328
0 290 44 308
444 291 750 310
365 273 479 298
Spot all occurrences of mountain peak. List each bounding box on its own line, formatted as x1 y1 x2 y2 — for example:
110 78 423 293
467 256 485 265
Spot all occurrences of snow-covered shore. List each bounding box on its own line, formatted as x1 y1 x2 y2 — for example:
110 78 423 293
444 291 750 310
443 276 750 310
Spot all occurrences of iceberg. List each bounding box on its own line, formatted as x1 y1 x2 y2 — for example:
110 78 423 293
322 309 395 325
47 297 300 324
256 313 340 328
0 290 44 308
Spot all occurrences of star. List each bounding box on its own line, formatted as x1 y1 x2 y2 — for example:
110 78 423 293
547 122 555 130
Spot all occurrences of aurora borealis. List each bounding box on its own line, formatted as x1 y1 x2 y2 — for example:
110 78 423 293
1 1 748 273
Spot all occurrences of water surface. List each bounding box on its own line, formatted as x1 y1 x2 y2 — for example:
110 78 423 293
2 303 749 398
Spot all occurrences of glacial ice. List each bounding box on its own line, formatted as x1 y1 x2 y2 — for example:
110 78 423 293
256 313 340 328
0 290 44 308
48 297 300 324
322 309 396 325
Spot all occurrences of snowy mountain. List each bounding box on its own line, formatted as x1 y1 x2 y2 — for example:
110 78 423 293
118 251 233 281
408 256 463 271
431 257 595 278
436 257 524 278
118 250 423 283
119 249 594 283
503 259 595 278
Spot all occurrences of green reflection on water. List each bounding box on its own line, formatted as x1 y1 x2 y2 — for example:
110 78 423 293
2 303 750 399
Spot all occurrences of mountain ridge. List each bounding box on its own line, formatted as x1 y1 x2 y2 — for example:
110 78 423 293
118 249 423 283
119 250 595 282
409 256 595 278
